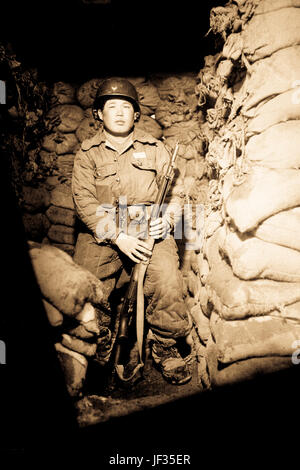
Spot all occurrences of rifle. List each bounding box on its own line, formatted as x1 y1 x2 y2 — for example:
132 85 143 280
113 142 179 382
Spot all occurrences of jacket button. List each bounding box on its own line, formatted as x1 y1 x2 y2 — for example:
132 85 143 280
116 177 120 182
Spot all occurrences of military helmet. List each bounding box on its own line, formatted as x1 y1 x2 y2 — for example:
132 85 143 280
92 77 140 120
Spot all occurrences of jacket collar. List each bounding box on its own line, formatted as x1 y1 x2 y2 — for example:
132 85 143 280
81 126 157 151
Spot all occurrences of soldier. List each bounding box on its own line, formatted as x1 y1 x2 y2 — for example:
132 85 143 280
72 77 192 385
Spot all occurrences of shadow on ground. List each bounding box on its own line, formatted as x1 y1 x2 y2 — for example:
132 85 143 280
74 345 204 427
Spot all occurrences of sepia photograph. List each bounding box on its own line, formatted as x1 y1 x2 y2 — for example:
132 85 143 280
1 0 300 463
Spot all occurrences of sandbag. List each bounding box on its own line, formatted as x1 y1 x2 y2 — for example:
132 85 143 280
190 303 211 345
246 89 300 135
155 101 195 128
52 243 75 257
55 343 88 397
204 210 223 238
254 207 300 251
206 336 294 388
42 299 64 327
46 205 76 227
224 166 300 232
163 119 203 142
210 308 300 364
76 78 103 109
42 132 79 155
50 184 75 210
29 244 105 316
254 0 300 16
62 334 97 357
135 115 163 139
151 75 197 101
124 76 146 86
47 105 85 133
52 82 76 105
135 82 161 115
242 8 300 63
245 121 300 169
22 185 51 213
47 225 76 245
205 229 300 320
55 154 75 181
210 3 239 37
22 213 51 241
75 117 99 142
219 225 300 282
67 324 95 340
76 302 100 335
164 138 201 161
240 46 300 113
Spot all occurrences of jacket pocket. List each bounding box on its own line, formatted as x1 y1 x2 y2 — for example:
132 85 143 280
94 164 116 205
130 157 157 172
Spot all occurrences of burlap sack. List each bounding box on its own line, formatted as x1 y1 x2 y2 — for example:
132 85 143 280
55 343 88 397
52 81 76 105
76 78 103 109
151 74 197 101
219 225 300 282
210 308 300 364
163 119 203 142
163 138 201 161
47 104 84 133
46 205 76 227
75 117 99 142
190 303 211 345
42 299 64 327
135 81 161 115
163 120 205 160
22 185 51 213
245 121 300 169
50 184 74 210
155 101 194 128
254 0 300 16
61 334 97 357
206 336 294 388
209 3 239 37
254 207 300 251
242 8 300 62
47 224 76 245
204 210 223 238
246 89 300 135
22 213 51 241
224 166 300 232
205 229 300 320
240 46 300 113
135 115 163 139
124 76 146 86
42 132 79 155
55 154 75 180
29 244 105 316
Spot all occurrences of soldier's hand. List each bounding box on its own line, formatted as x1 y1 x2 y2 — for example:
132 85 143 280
149 217 170 239
115 233 152 263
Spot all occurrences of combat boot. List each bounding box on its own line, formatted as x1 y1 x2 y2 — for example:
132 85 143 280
151 341 192 385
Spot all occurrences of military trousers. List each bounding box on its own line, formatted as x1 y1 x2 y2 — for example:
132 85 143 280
73 232 192 346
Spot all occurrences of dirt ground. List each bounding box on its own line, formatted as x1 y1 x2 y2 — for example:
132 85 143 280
74 339 206 428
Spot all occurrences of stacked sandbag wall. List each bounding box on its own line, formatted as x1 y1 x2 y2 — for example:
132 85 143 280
28 242 111 397
194 0 300 388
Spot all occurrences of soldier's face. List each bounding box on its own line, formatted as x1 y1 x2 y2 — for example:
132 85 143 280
98 98 136 136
